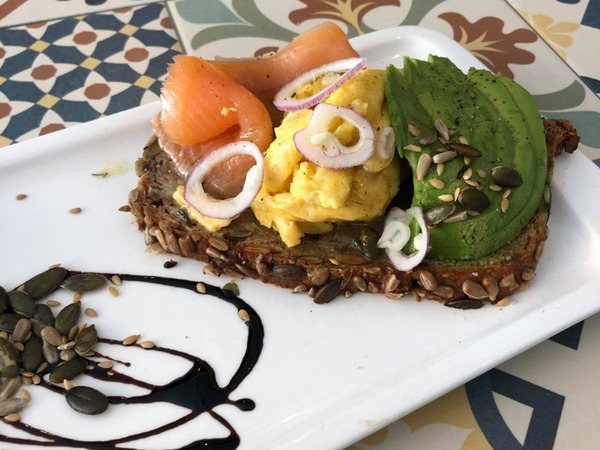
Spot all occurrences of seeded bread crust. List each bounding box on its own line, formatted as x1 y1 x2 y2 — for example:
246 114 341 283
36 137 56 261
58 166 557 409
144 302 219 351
128 119 578 307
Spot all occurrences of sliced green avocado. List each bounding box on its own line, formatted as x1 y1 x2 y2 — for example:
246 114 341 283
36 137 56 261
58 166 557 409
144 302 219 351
385 55 547 260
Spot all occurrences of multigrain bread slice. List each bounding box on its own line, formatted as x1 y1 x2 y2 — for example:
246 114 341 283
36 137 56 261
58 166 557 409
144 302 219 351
128 118 578 307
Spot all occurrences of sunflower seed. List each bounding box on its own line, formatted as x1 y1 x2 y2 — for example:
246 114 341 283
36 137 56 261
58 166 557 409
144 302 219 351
417 271 437 291
97 361 113 370
438 194 454 203
0 337 19 378
443 210 468 223
416 154 432 181
15 194 27 200
0 377 22 401
521 267 536 281
68 207 82 214
0 398 27 417
434 118 450 141
122 334 140 346
66 386 108 415
403 144 422 152
461 280 489 300
12 318 32 343
432 150 457 164
238 309 250 322
428 178 445 190
482 277 499 302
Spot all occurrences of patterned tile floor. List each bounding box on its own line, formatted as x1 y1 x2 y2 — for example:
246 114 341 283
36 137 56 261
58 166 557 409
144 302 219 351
1 1 599 449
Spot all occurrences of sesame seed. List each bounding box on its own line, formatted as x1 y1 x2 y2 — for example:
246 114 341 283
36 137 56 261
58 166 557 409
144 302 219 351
109 286 119 297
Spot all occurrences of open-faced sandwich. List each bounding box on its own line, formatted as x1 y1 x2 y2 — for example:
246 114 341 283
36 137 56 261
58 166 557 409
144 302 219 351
128 22 579 307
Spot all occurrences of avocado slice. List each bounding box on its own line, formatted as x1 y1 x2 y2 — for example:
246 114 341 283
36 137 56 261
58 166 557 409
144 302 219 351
385 55 547 260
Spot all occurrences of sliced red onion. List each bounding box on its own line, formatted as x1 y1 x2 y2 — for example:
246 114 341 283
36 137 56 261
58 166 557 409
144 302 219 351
273 57 367 111
377 206 429 271
293 103 375 169
184 142 264 220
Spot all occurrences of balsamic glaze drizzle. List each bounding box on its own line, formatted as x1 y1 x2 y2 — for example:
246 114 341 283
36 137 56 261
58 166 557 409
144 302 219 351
0 273 265 450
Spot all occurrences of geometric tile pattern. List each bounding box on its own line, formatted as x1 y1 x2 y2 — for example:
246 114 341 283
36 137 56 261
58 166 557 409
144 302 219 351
0 2 179 146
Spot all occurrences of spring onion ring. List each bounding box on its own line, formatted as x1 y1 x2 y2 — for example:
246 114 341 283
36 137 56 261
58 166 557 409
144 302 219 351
273 57 367 111
377 206 429 271
293 103 375 169
184 141 264 219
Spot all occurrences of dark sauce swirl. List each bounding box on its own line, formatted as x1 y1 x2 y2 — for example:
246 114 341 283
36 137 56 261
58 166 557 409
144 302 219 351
0 273 264 450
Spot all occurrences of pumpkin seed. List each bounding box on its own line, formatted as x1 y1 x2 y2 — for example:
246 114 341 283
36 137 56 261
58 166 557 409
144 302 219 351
54 302 81 336
21 267 68 300
49 358 87 383
74 325 97 356
313 279 342 304
33 303 55 326
425 203 456 225
8 290 36 318
0 314 21 333
0 337 19 378
66 385 108 415
458 188 490 213
491 166 523 187
0 287 7 313
21 335 44 372
61 273 107 292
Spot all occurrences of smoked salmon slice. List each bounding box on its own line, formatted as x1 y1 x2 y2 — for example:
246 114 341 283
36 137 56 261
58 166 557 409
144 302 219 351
211 22 360 122
155 55 273 176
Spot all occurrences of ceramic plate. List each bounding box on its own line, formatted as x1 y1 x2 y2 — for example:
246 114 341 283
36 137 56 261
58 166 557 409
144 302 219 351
1 27 599 450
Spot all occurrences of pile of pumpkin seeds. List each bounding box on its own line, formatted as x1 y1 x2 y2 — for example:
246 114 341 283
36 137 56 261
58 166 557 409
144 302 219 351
0 266 115 419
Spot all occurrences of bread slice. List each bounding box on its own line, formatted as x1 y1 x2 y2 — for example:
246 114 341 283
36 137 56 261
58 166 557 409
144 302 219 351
128 119 578 307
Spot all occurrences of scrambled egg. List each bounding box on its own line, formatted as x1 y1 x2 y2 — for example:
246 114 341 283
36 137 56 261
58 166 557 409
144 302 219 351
251 70 401 247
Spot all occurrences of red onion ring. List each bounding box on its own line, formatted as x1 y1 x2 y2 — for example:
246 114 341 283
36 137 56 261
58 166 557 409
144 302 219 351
293 103 375 169
273 57 367 111
377 206 429 271
184 142 264 219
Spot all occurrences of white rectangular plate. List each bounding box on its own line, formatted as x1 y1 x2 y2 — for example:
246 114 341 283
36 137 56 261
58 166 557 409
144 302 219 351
1 26 599 450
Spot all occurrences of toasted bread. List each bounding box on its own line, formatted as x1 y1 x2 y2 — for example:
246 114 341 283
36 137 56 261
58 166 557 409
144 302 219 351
128 119 578 307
